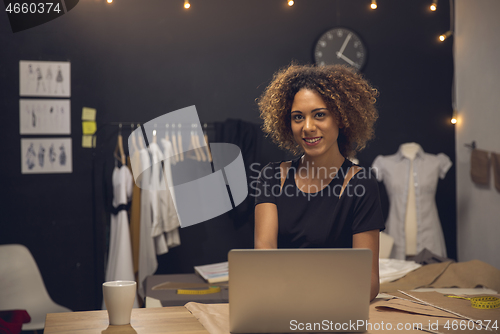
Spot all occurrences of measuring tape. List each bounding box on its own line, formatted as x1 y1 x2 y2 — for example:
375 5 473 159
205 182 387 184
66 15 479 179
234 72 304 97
177 286 221 295
445 295 500 310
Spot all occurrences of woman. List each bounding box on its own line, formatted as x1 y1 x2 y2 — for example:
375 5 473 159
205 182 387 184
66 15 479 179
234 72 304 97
254 64 384 301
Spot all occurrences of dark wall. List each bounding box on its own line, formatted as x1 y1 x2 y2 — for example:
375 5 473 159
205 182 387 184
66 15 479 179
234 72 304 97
0 0 455 312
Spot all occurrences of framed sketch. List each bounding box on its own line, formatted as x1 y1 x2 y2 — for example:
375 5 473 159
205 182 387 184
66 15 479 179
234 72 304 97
21 138 72 174
19 61 71 97
20 99 71 134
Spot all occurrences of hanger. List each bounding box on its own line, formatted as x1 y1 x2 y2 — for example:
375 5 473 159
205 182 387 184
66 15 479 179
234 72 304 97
189 124 201 161
152 123 157 144
130 123 138 154
114 123 126 166
203 123 213 162
177 123 184 161
164 123 170 144
171 124 179 163
163 123 176 165
137 124 145 150
193 124 207 161
464 141 477 150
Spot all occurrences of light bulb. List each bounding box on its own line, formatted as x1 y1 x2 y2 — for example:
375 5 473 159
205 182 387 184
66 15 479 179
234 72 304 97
439 31 452 42
370 0 377 9
184 0 190 9
107 0 112 3
430 0 437 11
288 0 294 6
451 110 457 124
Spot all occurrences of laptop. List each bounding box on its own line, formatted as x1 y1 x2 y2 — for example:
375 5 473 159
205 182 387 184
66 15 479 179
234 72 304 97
228 249 372 333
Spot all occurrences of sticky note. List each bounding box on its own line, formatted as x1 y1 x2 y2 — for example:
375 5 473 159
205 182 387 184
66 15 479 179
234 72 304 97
82 121 97 135
82 135 96 148
82 107 96 121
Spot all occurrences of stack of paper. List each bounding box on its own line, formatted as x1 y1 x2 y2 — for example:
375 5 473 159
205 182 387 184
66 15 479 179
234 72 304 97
194 262 228 283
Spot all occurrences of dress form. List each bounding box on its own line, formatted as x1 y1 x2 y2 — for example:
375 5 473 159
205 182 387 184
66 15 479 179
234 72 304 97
372 143 451 259
400 142 419 256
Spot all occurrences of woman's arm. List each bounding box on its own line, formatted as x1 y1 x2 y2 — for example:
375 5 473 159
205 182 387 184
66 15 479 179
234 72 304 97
254 203 279 249
352 229 380 301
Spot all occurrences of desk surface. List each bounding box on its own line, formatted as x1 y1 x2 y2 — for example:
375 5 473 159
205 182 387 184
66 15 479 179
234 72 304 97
146 274 228 307
44 307 209 334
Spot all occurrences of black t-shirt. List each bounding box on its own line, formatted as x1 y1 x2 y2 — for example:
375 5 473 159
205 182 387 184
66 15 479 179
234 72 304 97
254 157 385 248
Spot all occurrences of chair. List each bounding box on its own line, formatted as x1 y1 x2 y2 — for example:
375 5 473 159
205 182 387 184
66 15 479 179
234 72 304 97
379 232 394 259
0 244 72 331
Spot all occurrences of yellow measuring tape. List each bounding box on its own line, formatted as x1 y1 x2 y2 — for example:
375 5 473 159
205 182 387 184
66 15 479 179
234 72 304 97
445 295 500 310
177 286 221 295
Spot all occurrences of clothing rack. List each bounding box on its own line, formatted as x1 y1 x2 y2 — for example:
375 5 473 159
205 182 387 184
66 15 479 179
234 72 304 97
90 121 215 309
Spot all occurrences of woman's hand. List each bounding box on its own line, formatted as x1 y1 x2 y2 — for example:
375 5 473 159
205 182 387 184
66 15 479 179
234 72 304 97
353 229 380 301
254 203 279 249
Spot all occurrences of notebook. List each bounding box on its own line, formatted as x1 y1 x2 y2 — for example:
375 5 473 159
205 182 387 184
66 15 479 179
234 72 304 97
228 249 372 333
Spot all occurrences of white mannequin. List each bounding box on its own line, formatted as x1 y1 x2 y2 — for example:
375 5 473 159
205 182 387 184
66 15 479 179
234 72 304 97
400 142 420 160
400 142 420 256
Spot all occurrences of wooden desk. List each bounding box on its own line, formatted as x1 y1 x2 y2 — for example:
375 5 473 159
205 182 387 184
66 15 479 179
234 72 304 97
44 307 209 334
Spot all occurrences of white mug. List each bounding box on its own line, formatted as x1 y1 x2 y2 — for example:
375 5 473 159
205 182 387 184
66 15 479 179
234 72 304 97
102 281 136 325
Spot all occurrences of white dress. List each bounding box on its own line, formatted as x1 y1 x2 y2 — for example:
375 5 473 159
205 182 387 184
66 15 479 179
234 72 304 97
104 165 138 308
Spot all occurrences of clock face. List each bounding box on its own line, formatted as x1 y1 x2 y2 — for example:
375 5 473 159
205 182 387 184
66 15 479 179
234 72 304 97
314 28 367 70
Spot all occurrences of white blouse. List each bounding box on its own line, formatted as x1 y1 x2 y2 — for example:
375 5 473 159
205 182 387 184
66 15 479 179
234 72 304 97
372 144 452 259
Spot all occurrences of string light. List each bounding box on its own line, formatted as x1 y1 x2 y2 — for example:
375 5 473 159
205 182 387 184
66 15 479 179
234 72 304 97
288 0 294 6
106 0 112 3
439 30 452 42
370 0 377 10
430 0 437 11
451 110 457 124
184 0 190 9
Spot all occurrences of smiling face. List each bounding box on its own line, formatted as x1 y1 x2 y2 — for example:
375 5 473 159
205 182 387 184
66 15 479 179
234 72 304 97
290 88 341 159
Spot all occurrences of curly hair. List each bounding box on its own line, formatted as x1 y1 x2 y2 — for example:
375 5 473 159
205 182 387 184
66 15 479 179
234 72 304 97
257 64 379 159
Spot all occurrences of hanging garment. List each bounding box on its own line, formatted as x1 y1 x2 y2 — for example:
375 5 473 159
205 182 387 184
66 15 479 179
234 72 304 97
470 149 490 185
160 138 181 248
492 152 500 192
372 144 452 260
149 142 181 254
214 119 260 225
127 154 141 276
149 142 168 254
137 143 181 298
138 148 157 298
104 165 138 308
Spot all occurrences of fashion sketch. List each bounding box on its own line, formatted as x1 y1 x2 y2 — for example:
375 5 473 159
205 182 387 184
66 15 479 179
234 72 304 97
21 138 72 174
49 144 56 165
46 66 53 93
38 144 45 167
59 144 66 166
20 60 70 97
20 99 71 134
36 66 46 93
55 66 64 94
26 64 35 92
26 143 36 170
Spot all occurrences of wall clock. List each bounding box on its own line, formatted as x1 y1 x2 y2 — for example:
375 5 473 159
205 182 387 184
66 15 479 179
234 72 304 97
314 27 367 71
